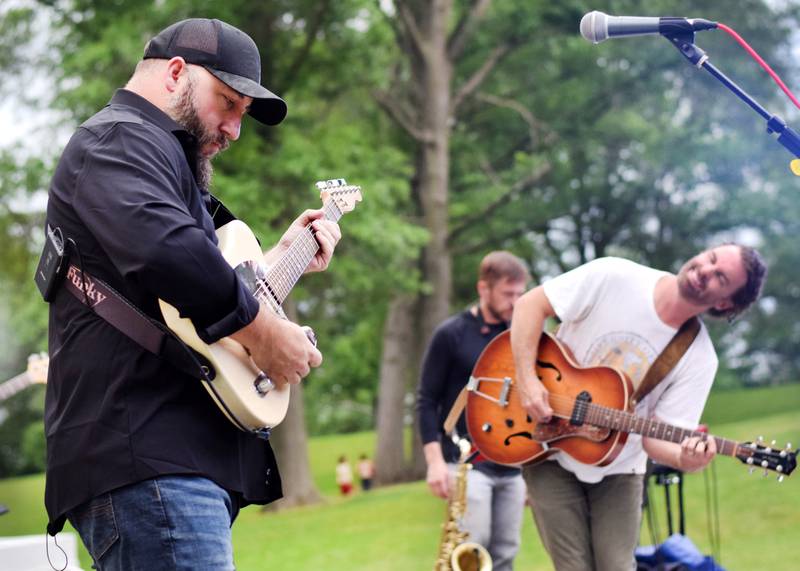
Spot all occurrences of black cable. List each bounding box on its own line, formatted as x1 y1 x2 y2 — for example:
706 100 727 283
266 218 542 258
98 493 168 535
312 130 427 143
711 460 722 564
66 238 91 308
644 477 661 546
702 459 722 565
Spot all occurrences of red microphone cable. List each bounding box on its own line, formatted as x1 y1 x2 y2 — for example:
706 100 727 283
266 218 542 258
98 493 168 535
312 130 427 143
717 22 800 111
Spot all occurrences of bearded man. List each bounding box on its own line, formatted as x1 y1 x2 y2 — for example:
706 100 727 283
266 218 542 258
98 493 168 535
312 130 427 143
42 18 341 570
511 245 766 571
418 250 531 571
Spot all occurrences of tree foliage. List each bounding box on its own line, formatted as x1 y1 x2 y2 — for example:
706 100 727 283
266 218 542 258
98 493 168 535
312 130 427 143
1 0 800 480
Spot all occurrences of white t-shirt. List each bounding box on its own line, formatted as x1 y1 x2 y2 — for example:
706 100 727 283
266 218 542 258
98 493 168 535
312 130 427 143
336 461 353 485
542 257 717 483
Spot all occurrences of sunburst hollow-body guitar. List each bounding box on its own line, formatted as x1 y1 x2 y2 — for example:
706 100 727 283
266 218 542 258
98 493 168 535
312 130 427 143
465 330 796 480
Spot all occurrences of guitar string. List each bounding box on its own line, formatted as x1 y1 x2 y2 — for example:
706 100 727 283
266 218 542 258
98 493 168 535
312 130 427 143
469 379 790 471
251 198 343 304
262 198 342 301
470 376 735 454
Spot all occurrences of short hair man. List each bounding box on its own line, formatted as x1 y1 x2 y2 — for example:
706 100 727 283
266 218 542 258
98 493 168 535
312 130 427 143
418 251 531 571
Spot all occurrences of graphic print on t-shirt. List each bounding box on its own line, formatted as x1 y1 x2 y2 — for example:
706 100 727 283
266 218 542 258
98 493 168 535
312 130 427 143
583 331 658 388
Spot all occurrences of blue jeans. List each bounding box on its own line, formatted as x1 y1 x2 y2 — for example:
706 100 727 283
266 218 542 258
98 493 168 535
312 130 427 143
451 465 527 571
67 476 239 571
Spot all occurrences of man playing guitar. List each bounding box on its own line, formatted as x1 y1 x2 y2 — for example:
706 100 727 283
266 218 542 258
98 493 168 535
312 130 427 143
43 18 340 571
510 244 766 571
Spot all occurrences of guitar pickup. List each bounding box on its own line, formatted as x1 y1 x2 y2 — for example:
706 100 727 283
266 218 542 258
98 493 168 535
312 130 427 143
570 390 592 426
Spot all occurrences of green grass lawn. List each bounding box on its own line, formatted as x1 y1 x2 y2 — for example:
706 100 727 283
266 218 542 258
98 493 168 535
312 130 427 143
1 385 798 570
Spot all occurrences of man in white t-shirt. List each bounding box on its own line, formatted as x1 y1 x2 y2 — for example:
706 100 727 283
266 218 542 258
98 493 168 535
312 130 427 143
510 244 767 571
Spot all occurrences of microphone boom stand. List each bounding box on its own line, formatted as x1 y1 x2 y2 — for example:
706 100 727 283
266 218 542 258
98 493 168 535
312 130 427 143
664 30 800 158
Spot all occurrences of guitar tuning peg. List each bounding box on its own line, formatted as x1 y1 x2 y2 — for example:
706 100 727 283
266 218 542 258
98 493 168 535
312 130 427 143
763 469 770 478
778 475 785 483
761 460 769 469
748 467 755 475
757 435 764 445
746 456 754 465
787 443 793 450
770 440 776 446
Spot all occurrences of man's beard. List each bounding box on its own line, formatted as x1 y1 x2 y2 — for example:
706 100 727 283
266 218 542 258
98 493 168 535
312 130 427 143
167 76 227 192
484 299 509 323
677 262 708 306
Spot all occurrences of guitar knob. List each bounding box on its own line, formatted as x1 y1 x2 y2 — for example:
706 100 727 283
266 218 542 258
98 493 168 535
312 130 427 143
482 423 492 433
302 326 318 346
254 372 275 395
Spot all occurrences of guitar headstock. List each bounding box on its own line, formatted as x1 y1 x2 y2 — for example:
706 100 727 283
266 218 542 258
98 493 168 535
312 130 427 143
26 352 49 385
316 179 363 214
737 437 797 482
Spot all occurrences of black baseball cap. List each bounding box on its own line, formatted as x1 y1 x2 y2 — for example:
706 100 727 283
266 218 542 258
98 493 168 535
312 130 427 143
143 18 287 125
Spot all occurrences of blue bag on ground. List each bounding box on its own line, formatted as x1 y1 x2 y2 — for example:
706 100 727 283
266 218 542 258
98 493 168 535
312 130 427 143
635 534 726 571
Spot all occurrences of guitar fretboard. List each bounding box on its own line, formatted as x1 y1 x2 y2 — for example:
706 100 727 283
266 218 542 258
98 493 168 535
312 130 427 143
560 400 743 459
259 199 344 306
0 373 33 402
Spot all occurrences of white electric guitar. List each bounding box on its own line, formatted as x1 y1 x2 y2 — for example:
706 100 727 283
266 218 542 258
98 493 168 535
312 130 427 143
0 353 49 402
159 179 362 435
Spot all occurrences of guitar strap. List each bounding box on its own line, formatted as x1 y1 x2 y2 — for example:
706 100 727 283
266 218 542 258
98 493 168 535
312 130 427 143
45 193 237 380
444 386 468 435
630 316 702 407
61 264 214 379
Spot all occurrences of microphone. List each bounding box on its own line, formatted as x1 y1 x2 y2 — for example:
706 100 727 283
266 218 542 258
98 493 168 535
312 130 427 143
580 10 717 44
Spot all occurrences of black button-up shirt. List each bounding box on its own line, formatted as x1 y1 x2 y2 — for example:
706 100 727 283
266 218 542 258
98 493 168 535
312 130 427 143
417 310 520 476
44 89 281 534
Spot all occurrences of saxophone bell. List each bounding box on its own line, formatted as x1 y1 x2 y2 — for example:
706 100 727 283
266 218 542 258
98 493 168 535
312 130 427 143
451 541 492 571
434 437 493 571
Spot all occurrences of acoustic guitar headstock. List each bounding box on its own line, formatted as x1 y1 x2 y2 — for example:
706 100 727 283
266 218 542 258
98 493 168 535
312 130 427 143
737 437 796 482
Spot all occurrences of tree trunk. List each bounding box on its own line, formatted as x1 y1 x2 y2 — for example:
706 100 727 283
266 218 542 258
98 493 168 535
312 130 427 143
374 293 417 484
408 0 454 477
265 299 322 509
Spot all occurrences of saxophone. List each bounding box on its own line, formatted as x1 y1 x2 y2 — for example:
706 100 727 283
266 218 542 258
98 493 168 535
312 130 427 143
434 440 492 571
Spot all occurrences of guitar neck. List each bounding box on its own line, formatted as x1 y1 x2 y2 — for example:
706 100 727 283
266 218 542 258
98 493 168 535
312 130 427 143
582 403 743 459
0 373 34 403
263 199 343 305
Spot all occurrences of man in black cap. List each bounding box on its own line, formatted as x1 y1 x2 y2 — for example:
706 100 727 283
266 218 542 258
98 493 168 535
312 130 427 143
43 18 340 570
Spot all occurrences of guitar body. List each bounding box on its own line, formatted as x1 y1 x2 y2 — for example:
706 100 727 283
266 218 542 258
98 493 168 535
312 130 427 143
159 220 291 432
466 330 633 467
159 180 361 433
